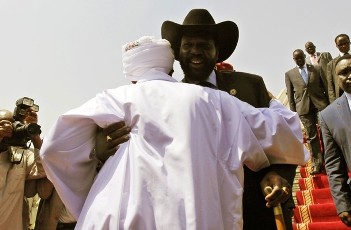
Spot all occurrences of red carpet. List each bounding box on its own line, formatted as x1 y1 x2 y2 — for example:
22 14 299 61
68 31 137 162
294 222 351 230
292 158 350 230
298 175 329 190
296 188 333 205
294 203 339 223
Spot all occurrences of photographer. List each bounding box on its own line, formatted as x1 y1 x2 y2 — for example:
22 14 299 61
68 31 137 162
0 99 46 230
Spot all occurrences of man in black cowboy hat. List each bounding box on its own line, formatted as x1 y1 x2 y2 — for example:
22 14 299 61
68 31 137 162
160 9 298 230
98 9 303 230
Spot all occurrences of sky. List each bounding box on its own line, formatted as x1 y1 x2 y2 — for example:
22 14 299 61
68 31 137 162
0 0 350 136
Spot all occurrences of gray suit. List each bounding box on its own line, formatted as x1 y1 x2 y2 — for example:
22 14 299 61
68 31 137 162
320 94 351 214
306 52 333 91
285 64 329 115
285 64 329 160
327 55 343 103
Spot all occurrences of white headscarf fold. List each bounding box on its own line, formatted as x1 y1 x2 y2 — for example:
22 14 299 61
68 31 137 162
122 36 175 82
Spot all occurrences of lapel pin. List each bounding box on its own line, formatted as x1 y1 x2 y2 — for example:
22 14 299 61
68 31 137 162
229 88 237 96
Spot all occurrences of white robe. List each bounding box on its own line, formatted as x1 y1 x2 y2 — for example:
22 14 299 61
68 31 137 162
41 71 308 230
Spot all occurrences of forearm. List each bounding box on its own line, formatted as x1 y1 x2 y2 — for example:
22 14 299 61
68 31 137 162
26 148 46 180
325 146 351 212
236 97 308 165
39 96 122 219
31 135 42 149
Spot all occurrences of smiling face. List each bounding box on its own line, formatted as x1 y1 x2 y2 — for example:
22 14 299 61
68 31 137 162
305 42 316 55
335 35 350 54
179 34 219 83
336 57 351 94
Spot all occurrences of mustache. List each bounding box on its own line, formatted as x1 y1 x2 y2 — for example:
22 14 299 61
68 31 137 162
185 54 205 61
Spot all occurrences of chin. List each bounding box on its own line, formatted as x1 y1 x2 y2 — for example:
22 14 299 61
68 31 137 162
187 72 210 82
180 58 216 82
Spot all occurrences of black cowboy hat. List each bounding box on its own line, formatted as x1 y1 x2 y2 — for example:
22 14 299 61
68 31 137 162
161 9 239 62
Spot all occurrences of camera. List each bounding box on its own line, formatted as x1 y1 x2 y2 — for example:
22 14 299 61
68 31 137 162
13 97 39 121
2 121 41 148
0 97 42 148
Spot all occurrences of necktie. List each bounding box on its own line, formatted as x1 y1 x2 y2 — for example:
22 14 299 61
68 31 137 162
300 67 308 84
197 81 218 89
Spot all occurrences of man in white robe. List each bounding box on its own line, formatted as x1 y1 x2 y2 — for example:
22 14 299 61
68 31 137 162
40 36 308 230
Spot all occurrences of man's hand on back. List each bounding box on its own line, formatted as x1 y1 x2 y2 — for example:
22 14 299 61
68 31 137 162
95 121 131 163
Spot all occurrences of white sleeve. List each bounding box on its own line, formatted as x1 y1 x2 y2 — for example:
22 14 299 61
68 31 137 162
229 96 309 166
218 95 270 172
229 112 271 172
40 91 124 219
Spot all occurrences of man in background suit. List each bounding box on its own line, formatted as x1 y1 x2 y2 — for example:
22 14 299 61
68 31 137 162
285 49 329 175
320 54 351 227
305 41 333 91
327 34 350 103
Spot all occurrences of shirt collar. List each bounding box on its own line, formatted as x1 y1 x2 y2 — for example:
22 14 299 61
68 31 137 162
182 70 217 86
344 92 351 112
207 70 217 86
135 69 177 84
340 52 349 56
344 92 351 101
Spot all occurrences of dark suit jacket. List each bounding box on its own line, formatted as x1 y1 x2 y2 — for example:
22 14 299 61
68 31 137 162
305 52 333 91
327 55 342 103
216 70 270 107
320 94 351 214
215 70 297 230
285 64 329 115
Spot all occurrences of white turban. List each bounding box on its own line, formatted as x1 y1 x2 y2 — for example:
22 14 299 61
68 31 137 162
122 36 175 82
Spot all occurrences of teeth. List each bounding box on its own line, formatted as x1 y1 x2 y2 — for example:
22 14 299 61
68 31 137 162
190 58 203 64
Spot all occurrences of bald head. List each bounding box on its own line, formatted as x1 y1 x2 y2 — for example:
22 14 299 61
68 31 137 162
293 49 306 67
0 110 13 122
